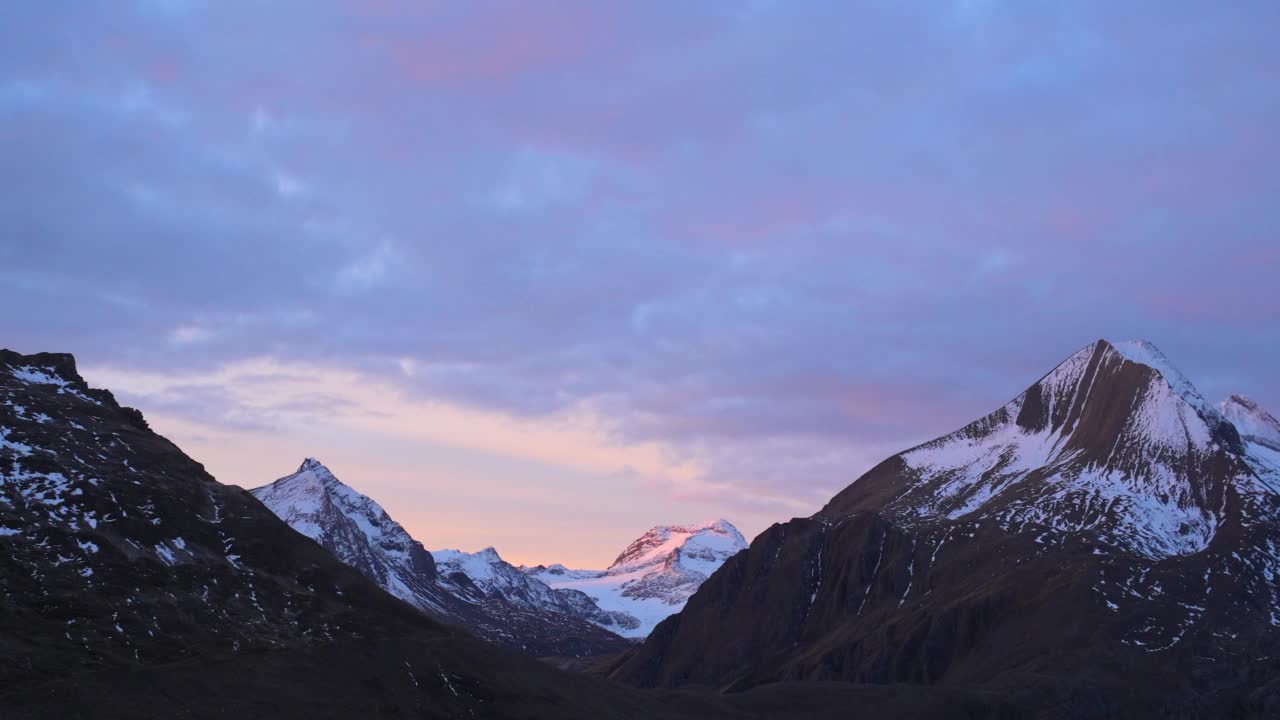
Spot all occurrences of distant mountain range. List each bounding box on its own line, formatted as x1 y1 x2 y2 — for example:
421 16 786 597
612 339 1280 716
250 459 632 657
251 460 743 650
523 519 748 637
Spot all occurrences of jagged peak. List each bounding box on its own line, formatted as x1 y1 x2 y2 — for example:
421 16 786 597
1223 395 1280 449
433 547 504 564
0 349 83 385
251 460 370 516
298 457 328 473
822 338 1248 559
1106 339 1223 425
608 519 747 573
983 338 1238 454
0 349 137 424
251 460 416 555
1025 339 1218 426
275 457 342 489
642 518 741 537
1227 394 1265 410
694 518 739 533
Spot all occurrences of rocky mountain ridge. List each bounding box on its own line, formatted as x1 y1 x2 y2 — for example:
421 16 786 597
0 348 675 718
252 460 633 657
612 339 1280 718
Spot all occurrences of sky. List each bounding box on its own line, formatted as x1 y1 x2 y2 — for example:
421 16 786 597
2 1 1278 567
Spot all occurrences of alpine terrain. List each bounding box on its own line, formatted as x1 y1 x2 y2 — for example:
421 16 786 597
0 348 770 719
431 546 640 637
251 460 632 657
524 519 749 637
613 339 1280 717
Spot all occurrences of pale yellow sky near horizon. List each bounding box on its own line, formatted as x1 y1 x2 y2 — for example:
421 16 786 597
82 359 816 568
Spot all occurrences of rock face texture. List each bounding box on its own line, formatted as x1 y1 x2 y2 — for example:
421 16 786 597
252 460 631 658
0 349 741 719
524 519 749 637
613 340 1280 718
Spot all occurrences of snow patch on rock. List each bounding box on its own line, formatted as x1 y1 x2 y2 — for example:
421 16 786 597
889 340 1233 559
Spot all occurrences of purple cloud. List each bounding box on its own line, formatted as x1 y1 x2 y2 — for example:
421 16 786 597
2 0 1279 520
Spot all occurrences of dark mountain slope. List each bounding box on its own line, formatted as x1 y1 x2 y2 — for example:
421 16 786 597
0 348 738 719
612 340 1280 718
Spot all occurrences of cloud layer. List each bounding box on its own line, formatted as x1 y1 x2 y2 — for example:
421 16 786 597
3 1 1278 563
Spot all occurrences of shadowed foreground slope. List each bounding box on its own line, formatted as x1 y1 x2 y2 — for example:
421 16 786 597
0 349 716 719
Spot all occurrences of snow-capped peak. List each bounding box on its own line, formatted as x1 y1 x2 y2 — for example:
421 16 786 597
252 462 632 655
251 460 433 592
1108 339 1225 428
279 457 342 493
824 339 1245 560
1223 395 1280 450
523 519 748 638
608 519 747 575
298 456 329 473
429 545 640 633
432 547 507 582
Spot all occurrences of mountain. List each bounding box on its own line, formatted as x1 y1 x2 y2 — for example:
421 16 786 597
0 349 757 719
432 546 640 635
821 339 1242 558
1223 394 1280 451
524 519 748 637
612 340 1280 717
249 458 451 610
251 460 632 658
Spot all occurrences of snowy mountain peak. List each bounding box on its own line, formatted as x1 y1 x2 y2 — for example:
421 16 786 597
822 339 1250 560
251 461 436 595
1026 339 1223 437
431 546 642 636
1002 338 1236 455
693 518 740 535
280 457 342 491
253 464 632 654
524 519 748 638
1222 395 1280 450
298 456 330 473
1107 339 1225 428
432 546 505 572
608 519 747 574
